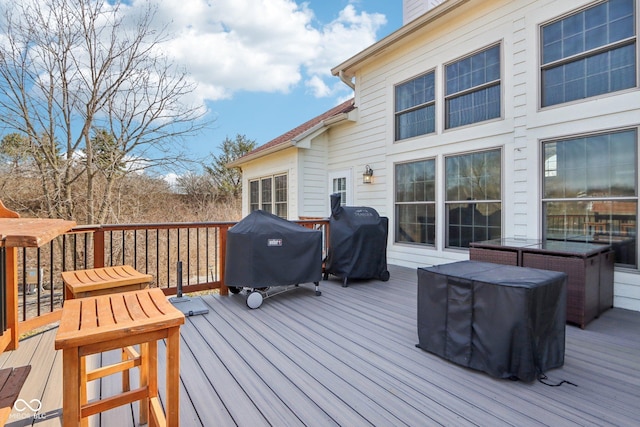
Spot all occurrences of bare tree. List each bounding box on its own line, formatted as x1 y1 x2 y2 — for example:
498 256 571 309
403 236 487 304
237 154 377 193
175 172 219 213
0 0 209 223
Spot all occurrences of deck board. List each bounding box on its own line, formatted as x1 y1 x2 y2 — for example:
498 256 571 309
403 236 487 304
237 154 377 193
1 264 640 426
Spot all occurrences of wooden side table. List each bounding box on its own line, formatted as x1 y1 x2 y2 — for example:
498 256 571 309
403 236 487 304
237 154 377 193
0 217 76 352
55 288 185 426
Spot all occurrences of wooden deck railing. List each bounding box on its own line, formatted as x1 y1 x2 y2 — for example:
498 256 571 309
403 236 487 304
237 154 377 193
11 218 329 337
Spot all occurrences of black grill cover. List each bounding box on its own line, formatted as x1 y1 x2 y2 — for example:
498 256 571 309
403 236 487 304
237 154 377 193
417 261 567 382
324 193 389 281
225 210 322 287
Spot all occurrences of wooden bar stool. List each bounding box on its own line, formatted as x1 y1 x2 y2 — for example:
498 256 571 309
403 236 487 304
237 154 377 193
55 288 185 426
62 265 154 393
62 265 153 300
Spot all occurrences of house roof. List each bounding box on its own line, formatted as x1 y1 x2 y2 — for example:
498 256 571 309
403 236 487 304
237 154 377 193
331 0 469 79
227 98 355 167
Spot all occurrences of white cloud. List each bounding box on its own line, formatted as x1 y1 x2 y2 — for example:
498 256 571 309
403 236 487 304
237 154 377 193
130 0 386 100
163 172 179 187
305 75 331 98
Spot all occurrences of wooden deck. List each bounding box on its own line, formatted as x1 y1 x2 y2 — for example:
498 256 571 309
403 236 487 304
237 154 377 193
1 264 640 426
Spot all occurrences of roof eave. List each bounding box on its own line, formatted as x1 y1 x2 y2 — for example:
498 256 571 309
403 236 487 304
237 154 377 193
331 0 470 77
226 141 294 168
291 110 354 145
226 111 355 168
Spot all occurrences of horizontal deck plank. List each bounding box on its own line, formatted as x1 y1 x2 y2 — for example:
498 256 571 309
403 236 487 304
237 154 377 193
1 264 639 426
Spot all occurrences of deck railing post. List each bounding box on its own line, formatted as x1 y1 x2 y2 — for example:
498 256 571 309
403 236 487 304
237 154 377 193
4 247 19 351
219 226 228 296
94 229 105 268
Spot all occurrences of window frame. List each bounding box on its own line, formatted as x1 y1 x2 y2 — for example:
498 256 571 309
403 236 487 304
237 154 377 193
539 0 637 108
249 173 288 218
394 70 437 141
444 147 503 249
444 43 502 130
394 158 437 247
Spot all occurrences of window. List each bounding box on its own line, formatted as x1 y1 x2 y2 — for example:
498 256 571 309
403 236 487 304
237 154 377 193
249 180 259 212
332 177 347 206
541 0 636 107
249 174 288 218
261 178 272 212
395 160 436 246
542 129 637 267
445 149 502 248
445 44 501 129
274 175 287 218
395 71 436 140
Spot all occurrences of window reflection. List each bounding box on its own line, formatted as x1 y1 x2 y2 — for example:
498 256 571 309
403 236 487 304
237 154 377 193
543 129 638 267
395 160 436 245
445 149 502 248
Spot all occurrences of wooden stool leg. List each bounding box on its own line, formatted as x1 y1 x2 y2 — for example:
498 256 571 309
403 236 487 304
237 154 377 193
62 348 81 427
165 327 180 426
80 356 88 427
139 342 150 425
148 340 159 426
121 348 130 392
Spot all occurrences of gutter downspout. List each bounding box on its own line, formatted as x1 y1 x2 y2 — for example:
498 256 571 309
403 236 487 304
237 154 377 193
338 70 355 90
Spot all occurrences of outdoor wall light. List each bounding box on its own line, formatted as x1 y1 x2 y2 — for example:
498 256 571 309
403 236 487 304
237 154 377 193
363 165 374 184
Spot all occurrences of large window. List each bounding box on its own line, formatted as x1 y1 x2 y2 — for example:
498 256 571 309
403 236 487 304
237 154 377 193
249 174 288 218
542 129 637 267
541 0 636 107
395 71 436 140
445 44 501 129
395 159 436 246
445 149 502 248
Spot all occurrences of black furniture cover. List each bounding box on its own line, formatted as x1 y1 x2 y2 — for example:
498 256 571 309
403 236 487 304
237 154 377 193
225 210 322 287
417 260 567 382
324 193 390 285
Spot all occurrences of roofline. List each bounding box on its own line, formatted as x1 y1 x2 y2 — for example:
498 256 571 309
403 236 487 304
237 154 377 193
226 110 354 168
226 140 293 168
331 0 470 78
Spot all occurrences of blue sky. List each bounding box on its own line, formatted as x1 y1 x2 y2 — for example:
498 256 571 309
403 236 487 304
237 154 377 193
164 0 403 169
0 0 403 178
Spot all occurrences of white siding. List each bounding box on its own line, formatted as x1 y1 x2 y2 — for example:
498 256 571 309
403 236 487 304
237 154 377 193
403 0 448 24
299 133 330 218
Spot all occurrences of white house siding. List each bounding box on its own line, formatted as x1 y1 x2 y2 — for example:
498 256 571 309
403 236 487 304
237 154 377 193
403 0 448 25
336 0 640 311
299 132 330 218
327 123 388 213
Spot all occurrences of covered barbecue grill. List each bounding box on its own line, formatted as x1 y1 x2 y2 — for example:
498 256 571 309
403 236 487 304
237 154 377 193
225 210 322 308
323 193 390 286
